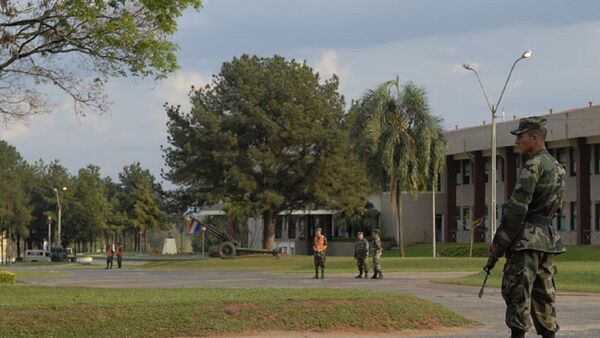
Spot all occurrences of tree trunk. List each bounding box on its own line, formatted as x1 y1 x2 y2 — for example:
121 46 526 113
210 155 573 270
262 210 276 250
16 235 21 259
396 183 405 257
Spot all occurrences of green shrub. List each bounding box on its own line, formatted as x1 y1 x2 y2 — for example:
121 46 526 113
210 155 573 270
0 270 16 284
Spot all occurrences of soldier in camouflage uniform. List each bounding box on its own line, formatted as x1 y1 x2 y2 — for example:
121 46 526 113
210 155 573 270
312 227 328 279
370 229 383 279
354 231 369 279
487 117 566 338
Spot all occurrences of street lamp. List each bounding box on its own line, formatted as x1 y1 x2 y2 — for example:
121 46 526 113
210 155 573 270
463 50 532 240
53 186 67 248
201 225 207 257
47 215 52 253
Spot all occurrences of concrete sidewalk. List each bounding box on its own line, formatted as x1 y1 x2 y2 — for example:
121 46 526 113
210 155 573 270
12 267 600 337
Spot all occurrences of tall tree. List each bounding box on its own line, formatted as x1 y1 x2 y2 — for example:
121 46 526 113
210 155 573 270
350 78 446 256
0 140 32 259
117 162 165 252
0 0 201 123
64 165 110 247
164 55 369 250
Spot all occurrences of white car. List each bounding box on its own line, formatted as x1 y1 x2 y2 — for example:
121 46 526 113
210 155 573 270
24 249 51 263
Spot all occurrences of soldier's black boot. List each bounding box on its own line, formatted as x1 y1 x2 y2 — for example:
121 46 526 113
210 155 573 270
363 270 369 279
377 270 383 279
320 269 325 279
542 333 555 338
510 329 525 338
370 271 377 279
355 269 363 278
313 268 319 279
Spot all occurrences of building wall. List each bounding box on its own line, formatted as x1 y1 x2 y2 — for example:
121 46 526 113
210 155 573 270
372 106 600 246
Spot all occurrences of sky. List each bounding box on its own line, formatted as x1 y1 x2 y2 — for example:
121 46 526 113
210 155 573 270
2 0 600 186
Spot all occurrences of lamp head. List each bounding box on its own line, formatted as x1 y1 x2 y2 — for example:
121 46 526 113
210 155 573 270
521 50 532 59
462 64 473 70
62 186 67 191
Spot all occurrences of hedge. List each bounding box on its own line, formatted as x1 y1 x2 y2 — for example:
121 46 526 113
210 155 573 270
0 270 16 284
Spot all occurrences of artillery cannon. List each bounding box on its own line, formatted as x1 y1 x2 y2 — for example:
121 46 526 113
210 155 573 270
192 217 281 259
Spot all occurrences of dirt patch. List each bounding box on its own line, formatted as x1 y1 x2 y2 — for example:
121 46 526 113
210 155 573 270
196 324 483 338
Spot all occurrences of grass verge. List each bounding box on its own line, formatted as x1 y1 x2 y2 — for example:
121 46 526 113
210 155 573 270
0 286 472 337
439 260 600 293
138 255 485 273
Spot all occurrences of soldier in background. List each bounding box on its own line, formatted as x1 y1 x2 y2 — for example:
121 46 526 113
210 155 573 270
354 231 369 279
105 243 114 270
115 242 123 269
370 229 383 279
487 117 565 338
312 227 328 279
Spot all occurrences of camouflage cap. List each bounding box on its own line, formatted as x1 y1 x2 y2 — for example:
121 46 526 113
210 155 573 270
510 116 547 135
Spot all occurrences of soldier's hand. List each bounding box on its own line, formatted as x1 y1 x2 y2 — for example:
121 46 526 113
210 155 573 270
483 255 498 273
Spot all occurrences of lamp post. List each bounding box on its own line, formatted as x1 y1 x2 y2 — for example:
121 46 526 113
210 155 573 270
47 215 52 253
463 50 532 240
201 225 207 257
53 186 67 248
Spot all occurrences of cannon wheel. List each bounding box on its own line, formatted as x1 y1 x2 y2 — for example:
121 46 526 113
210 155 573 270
218 242 237 259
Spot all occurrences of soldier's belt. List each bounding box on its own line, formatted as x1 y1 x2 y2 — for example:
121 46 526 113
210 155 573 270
527 214 552 226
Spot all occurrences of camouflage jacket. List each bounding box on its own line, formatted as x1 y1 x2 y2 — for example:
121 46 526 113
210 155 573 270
354 239 369 259
371 235 382 255
493 148 566 256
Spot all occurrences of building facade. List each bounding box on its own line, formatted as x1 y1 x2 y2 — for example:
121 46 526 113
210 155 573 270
439 105 600 245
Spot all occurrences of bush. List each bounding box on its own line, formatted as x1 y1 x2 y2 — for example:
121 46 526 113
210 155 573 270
0 270 16 284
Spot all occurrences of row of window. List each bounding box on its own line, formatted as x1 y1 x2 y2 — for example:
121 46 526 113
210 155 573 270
455 144 600 185
453 202 600 232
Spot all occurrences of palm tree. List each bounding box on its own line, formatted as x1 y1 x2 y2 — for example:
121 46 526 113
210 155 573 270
350 78 446 256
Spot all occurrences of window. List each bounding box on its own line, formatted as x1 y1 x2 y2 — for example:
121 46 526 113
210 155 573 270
497 156 505 182
595 144 600 174
288 216 297 239
570 148 577 177
455 207 461 230
462 160 471 185
595 203 600 232
570 202 577 231
555 148 567 169
462 206 471 230
275 217 283 239
455 160 462 185
484 158 489 183
556 202 566 231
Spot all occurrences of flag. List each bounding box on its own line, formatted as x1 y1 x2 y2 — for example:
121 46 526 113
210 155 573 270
188 218 201 234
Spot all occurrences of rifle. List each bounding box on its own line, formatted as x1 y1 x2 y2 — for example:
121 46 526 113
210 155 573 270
478 255 498 298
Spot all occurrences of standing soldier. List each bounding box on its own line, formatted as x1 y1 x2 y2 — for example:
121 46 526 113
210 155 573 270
486 117 565 338
106 243 114 270
116 242 123 269
354 231 369 279
312 227 328 279
371 229 383 279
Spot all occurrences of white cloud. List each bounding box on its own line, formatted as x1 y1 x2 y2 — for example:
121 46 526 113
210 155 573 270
313 49 350 88
155 71 208 110
0 122 30 142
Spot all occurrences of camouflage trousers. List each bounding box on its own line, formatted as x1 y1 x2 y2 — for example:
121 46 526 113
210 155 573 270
372 252 382 272
356 256 368 273
501 250 559 335
314 252 326 268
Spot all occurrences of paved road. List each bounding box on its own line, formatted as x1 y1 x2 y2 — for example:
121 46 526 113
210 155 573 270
11 267 600 337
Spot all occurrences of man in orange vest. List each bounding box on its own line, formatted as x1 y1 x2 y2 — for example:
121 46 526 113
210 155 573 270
106 243 114 269
313 227 328 279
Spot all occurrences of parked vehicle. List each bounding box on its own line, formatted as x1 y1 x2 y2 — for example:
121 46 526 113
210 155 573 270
24 250 51 263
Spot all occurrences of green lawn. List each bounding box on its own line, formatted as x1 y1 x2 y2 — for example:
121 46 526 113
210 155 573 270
436 245 600 293
139 255 485 273
0 286 472 337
